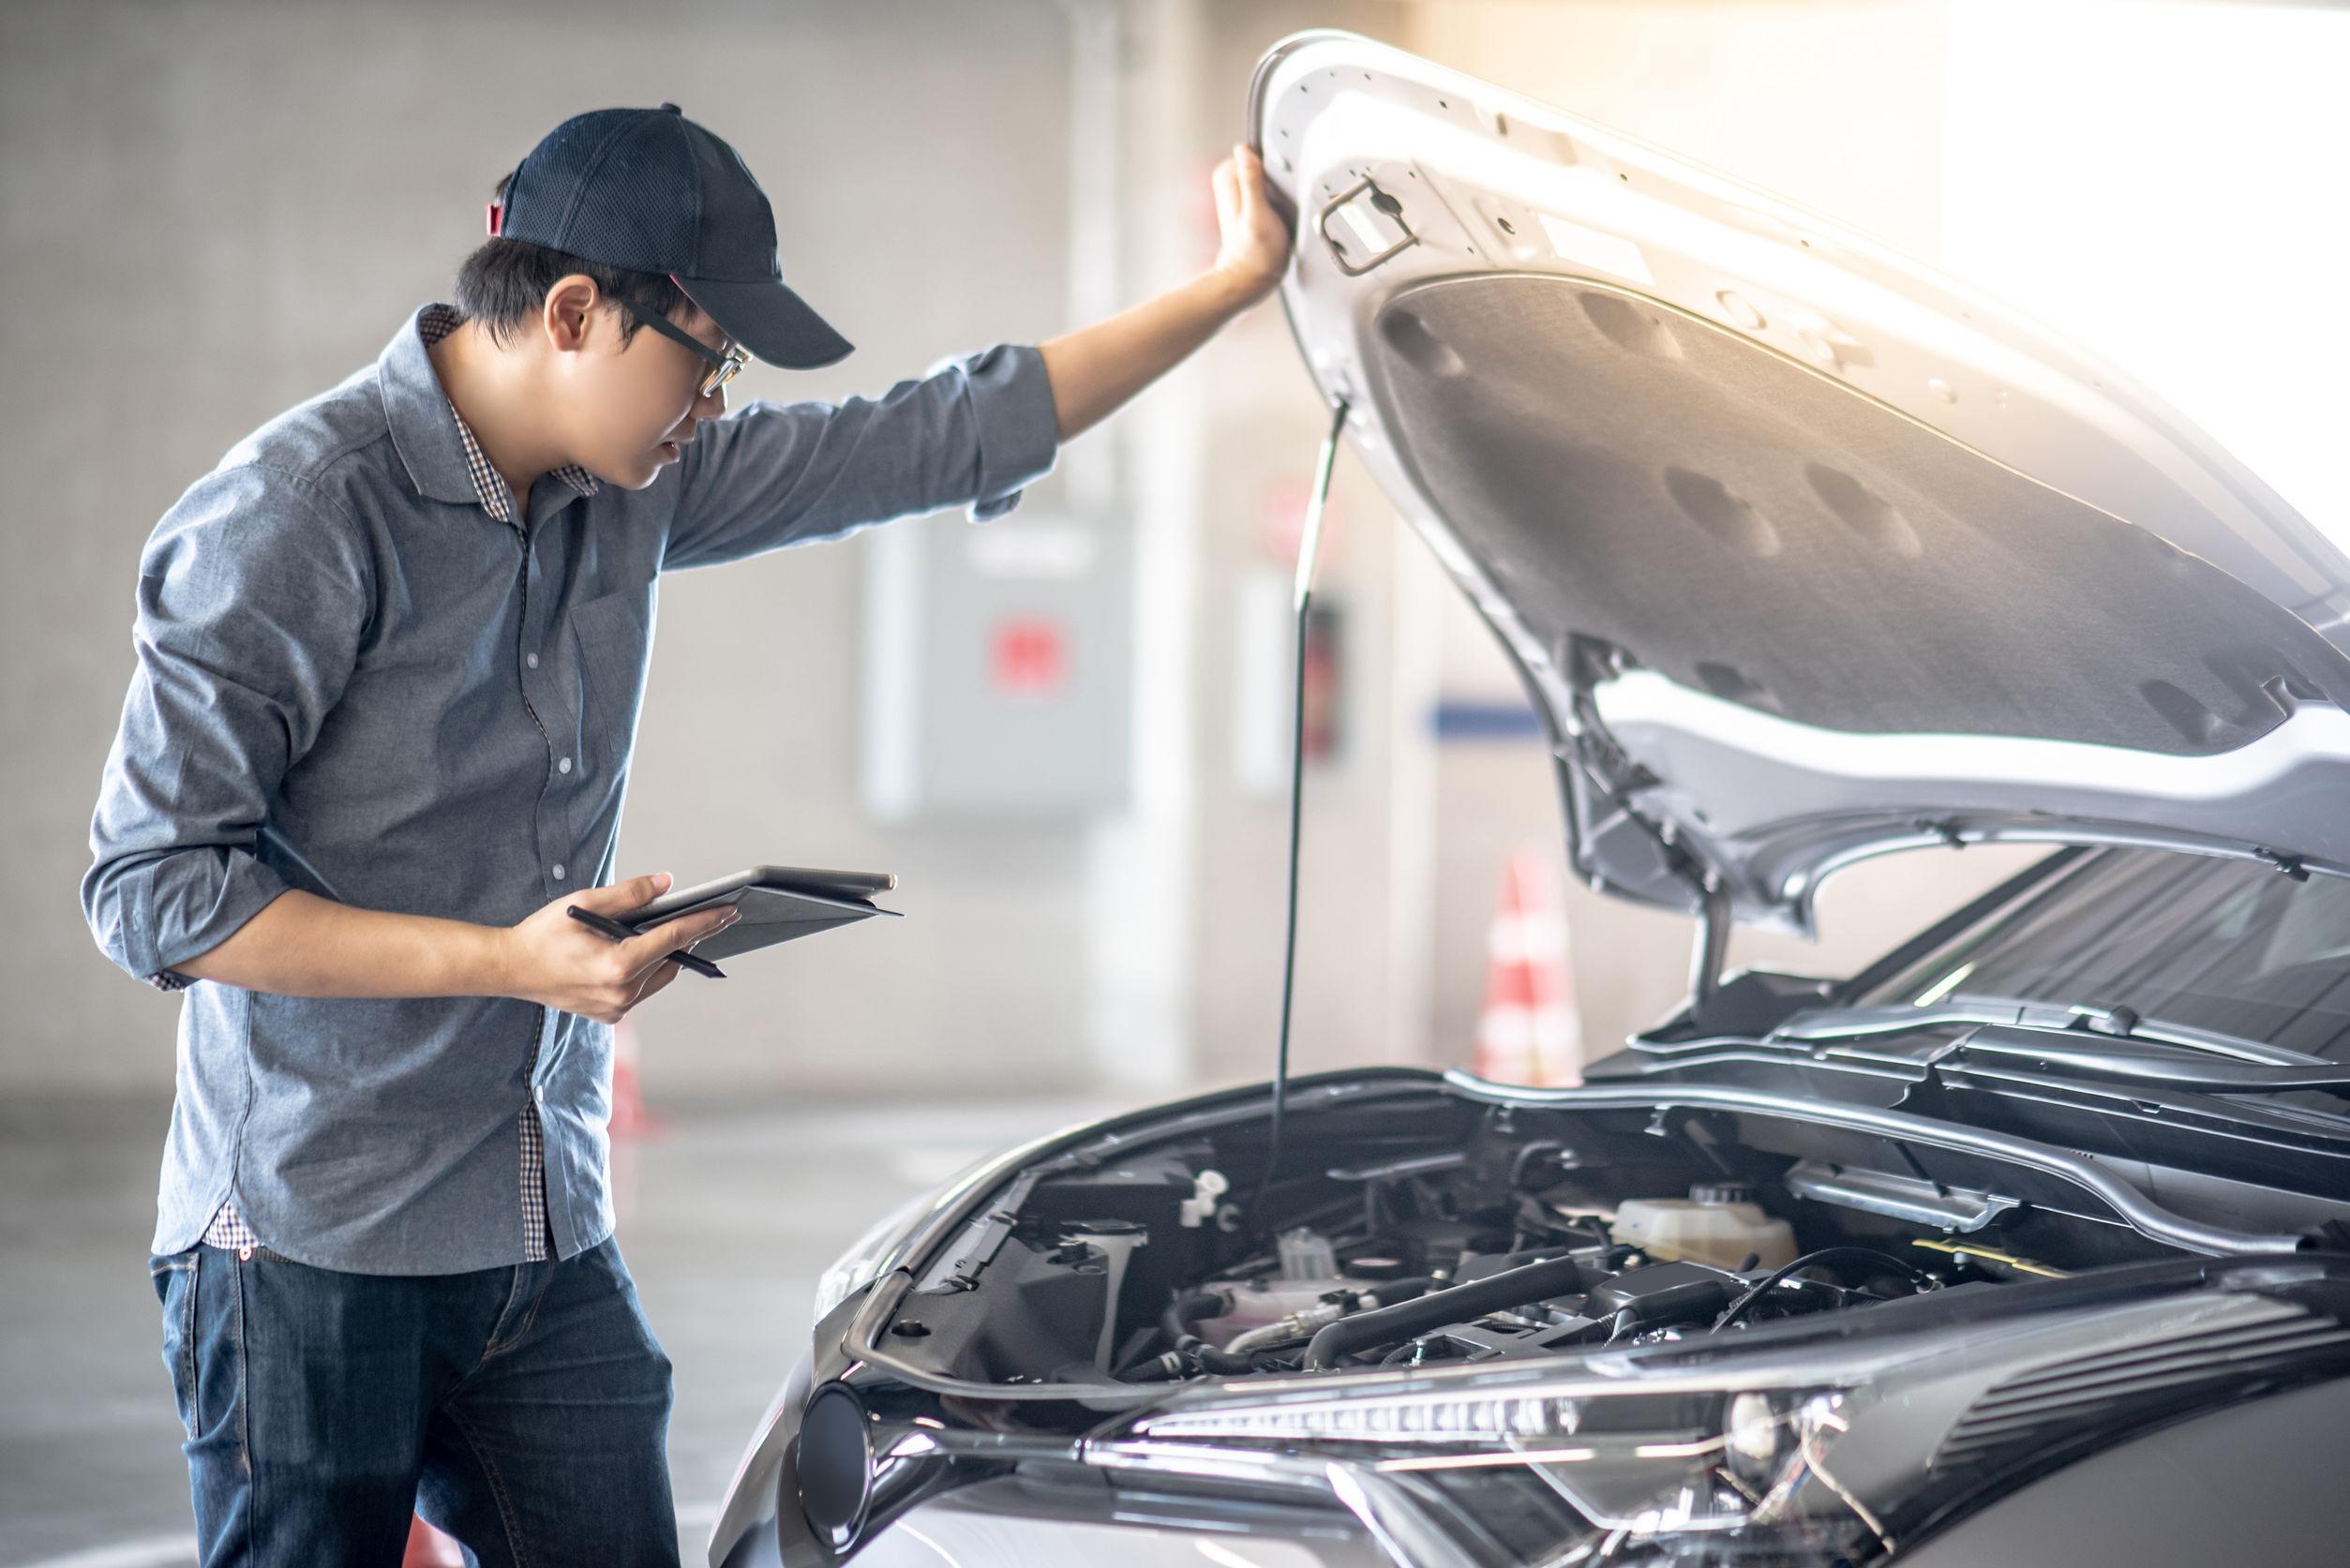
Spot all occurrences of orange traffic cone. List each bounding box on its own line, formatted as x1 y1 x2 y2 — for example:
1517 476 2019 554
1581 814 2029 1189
1473 849 1584 1086
404 1516 462 1567
608 1018 666 1141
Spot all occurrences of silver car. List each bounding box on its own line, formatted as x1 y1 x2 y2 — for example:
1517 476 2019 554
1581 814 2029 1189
711 31 2350 1568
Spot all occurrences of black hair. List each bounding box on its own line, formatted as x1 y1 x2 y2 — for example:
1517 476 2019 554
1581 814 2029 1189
451 174 686 348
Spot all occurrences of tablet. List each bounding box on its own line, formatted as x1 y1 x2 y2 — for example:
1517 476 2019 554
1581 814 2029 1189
616 866 902 963
627 865 895 923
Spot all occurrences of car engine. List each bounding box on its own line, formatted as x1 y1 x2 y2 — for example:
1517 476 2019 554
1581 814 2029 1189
1101 1160 1929 1382
865 1090 2138 1401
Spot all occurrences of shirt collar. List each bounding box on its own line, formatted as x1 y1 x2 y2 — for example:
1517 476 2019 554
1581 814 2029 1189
379 304 600 524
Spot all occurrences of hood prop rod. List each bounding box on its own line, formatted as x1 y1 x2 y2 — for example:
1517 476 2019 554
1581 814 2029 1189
1687 878 1732 1016
1253 396 1352 1228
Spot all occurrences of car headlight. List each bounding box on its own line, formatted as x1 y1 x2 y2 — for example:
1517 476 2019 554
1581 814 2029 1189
812 1191 936 1326
1115 1274 2350 1566
1126 1377 1888 1565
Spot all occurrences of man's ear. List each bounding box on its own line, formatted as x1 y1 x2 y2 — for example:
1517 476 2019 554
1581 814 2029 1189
542 275 604 354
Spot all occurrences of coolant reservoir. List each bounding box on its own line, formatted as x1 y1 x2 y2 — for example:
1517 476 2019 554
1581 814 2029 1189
1197 1227 1356 1341
1612 1185 1798 1270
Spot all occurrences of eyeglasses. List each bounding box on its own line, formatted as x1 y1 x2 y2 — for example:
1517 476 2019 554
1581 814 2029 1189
620 296 749 400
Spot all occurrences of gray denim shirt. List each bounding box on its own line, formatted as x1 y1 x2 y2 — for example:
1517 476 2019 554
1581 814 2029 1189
82 305 1059 1275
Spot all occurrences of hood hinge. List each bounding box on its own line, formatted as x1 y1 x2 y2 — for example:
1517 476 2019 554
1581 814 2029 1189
1562 646 1699 874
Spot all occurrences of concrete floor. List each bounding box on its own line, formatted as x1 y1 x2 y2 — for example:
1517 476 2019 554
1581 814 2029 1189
0 1091 1115 1567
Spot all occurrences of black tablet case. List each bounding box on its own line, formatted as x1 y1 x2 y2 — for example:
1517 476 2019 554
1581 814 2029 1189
615 868 901 963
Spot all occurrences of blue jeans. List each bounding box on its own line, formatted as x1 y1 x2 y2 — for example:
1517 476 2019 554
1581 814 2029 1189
148 1235 680 1566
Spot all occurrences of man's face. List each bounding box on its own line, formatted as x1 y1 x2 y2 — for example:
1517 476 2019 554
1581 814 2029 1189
562 298 734 490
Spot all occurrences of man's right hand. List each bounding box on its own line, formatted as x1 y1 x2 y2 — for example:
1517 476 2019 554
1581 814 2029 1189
497 873 741 1024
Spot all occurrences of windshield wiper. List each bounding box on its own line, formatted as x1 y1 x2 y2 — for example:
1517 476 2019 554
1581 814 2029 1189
1777 993 2330 1068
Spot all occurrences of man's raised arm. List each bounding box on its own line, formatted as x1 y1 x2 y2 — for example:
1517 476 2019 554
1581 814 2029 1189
1038 145 1292 440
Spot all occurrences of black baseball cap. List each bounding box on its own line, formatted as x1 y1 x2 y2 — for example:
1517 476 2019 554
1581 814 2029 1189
488 103 852 370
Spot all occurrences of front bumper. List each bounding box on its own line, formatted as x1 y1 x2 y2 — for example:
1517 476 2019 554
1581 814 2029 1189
709 1352 814 1567
706 1352 1397 1568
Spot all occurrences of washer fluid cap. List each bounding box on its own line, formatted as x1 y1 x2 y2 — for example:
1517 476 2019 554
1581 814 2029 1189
1278 1226 1339 1280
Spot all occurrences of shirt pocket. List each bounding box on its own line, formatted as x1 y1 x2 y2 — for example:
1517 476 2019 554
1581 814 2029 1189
569 587 653 772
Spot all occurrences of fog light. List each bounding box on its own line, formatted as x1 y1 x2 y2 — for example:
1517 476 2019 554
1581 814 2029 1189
798 1383 873 1546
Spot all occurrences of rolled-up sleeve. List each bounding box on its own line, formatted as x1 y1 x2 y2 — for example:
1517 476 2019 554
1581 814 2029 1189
82 465 371 986
661 341 1060 571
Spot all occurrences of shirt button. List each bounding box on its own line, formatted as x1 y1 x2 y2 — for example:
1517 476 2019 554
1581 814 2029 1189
526 652 540 669
558 756 573 775
552 863 566 881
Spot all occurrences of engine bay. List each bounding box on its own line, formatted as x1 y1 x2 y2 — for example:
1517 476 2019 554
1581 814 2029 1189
866 1084 2189 1409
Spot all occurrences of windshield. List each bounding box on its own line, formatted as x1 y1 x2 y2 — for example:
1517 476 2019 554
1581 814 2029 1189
1855 849 2350 1060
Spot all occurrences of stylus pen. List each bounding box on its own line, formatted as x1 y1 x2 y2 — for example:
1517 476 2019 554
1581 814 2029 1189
564 905 727 979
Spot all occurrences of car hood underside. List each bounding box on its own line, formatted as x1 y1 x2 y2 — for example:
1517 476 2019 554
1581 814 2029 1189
1254 32 2350 929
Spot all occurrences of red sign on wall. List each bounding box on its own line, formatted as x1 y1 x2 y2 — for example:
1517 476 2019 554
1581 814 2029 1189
990 618 1067 698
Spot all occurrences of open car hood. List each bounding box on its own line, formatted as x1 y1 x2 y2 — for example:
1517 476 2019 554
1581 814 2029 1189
1251 33 2350 931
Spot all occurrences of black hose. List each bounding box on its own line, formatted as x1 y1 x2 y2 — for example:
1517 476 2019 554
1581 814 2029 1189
1304 1253 1591 1370
1711 1247 1935 1331
1507 1141 1572 1191
1365 1276 1441 1307
1162 1292 1222 1347
1160 1292 1252 1375
1104 1322 1160 1378
1117 1354 1184 1382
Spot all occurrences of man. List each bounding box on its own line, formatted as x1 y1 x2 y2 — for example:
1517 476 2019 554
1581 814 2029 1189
82 103 1290 1566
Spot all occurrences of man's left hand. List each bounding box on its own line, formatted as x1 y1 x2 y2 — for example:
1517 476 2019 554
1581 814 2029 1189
1037 142 1296 440
1210 143 1293 306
